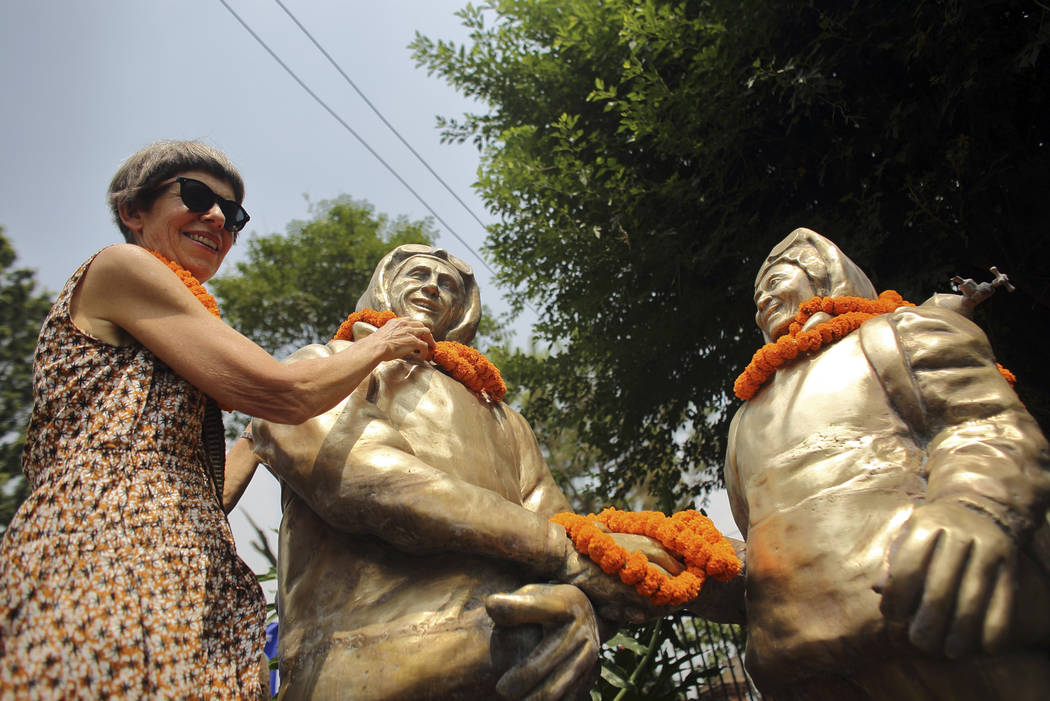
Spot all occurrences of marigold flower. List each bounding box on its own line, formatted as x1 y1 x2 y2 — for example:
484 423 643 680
149 250 221 319
733 291 916 400
550 508 741 607
333 309 506 401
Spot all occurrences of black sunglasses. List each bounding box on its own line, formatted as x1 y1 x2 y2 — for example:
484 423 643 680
166 176 250 234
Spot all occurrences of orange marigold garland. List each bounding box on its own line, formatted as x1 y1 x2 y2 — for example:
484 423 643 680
735 290 1017 400
997 363 1017 389
148 250 221 318
333 309 396 342
550 507 741 607
332 309 507 402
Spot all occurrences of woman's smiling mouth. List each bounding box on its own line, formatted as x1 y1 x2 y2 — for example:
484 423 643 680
185 232 219 251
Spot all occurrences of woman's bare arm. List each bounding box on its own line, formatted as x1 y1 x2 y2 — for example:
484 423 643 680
71 245 433 423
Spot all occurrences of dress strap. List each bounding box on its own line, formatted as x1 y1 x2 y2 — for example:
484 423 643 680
200 398 226 505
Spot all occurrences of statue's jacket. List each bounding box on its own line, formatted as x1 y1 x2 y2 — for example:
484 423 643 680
253 340 572 700
725 304 1050 690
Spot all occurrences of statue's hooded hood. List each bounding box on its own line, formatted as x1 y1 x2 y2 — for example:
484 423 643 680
755 228 877 342
356 244 482 344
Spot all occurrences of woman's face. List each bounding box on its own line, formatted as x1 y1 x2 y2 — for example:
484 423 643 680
122 169 237 282
754 261 817 340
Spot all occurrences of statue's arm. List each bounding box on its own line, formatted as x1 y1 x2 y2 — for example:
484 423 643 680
514 411 574 518
253 346 568 574
724 409 750 540
680 408 748 625
866 307 1050 537
863 306 1050 657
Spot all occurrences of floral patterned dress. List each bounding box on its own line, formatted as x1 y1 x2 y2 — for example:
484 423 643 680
0 253 265 699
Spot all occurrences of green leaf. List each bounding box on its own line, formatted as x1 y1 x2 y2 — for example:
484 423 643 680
599 662 632 690
605 632 648 656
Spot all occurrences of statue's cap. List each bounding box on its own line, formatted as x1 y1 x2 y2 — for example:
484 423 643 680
757 228 876 300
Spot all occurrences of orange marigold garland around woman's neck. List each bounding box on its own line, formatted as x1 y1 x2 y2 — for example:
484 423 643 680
333 309 507 402
734 290 1017 400
148 250 221 319
550 508 741 607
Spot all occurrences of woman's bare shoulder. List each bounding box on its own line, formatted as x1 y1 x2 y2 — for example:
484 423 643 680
86 243 163 279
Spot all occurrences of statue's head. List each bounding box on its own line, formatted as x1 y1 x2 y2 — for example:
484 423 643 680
357 244 482 343
754 228 876 342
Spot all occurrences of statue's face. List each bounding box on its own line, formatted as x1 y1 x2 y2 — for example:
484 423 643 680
754 261 816 340
390 257 466 340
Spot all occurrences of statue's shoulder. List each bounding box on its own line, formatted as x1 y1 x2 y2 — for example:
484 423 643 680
861 304 990 366
888 303 987 343
282 340 350 364
859 303 1003 435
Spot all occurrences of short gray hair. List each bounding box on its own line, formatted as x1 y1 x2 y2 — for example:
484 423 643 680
107 140 245 242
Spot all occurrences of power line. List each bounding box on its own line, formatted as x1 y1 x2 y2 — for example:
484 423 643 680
272 0 493 238
216 0 498 279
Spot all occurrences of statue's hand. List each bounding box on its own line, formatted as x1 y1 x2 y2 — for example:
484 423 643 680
556 546 676 624
604 532 685 576
684 537 747 624
486 583 600 701
879 501 1017 658
543 523 677 623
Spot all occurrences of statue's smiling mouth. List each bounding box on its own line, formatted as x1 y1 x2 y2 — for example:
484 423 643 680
760 301 782 324
409 296 441 311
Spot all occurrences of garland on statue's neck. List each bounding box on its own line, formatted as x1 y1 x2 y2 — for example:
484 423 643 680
148 250 221 318
550 508 741 607
333 309 507 402
734 291 1016 400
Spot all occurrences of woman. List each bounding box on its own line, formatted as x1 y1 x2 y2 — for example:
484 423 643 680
0 141 434 699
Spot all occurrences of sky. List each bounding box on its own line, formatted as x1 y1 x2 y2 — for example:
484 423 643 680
1 0 738 585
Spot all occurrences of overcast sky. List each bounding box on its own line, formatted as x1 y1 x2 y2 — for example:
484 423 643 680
1 0 738 582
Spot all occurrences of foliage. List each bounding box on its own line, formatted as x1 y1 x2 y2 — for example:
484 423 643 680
0 229 53 530
596 616 752 700
412 0 1050 504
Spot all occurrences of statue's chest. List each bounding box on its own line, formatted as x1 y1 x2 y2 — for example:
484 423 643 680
735 336 906 485
384 366 523 501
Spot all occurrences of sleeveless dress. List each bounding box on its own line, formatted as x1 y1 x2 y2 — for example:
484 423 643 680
0 252 266 699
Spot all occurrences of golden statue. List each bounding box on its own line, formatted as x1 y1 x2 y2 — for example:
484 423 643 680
725 229 1050 700
252 245 689 700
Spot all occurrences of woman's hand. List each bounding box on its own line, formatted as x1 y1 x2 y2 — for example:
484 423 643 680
356 317 435 361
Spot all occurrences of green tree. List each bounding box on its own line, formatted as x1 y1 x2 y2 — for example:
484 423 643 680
211 196 438 355
0 229 53 530
412 0 1050 505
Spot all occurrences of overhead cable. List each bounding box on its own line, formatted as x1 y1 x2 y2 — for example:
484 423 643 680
216 0 497 278
272 0 493 238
